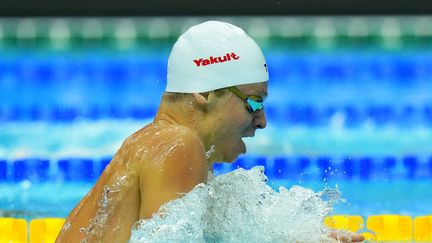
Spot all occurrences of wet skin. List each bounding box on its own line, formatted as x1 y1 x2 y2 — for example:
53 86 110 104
56 83 268 242
56 81 363 243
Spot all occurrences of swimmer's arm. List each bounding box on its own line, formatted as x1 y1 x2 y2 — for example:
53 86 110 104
138 135 207 219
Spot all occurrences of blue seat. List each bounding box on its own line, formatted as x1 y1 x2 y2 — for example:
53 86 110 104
403 155 418 179
0 159 7 181
58 158 95 181
13 158 50 182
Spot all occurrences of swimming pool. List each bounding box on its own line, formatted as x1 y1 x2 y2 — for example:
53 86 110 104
1 17 432 239
1 120 432 219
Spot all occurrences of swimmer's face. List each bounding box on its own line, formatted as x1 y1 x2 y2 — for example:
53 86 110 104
210 82 268 162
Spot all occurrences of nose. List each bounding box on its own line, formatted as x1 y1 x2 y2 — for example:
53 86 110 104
253 109 267 129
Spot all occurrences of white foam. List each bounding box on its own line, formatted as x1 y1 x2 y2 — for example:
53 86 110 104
129 166 336 242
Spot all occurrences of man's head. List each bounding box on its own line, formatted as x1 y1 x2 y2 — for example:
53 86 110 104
162 21 269 162
166 20 269 93
201 82 268 162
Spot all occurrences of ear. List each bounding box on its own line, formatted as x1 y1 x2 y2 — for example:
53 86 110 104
192 92 210 106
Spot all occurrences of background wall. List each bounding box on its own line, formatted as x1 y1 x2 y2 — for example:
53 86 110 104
1 0 432 16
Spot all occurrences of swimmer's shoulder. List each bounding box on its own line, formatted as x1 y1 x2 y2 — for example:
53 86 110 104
146 122 204 150
161 124 203 145
139 123 208 191
121 122 205 161
127 122 202 144
137 125 208 219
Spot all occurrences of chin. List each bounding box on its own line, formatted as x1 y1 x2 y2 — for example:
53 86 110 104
224 155 238 163
223 150 243 163
218 140 245 163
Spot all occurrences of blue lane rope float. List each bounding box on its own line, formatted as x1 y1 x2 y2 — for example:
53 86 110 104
1 104 432 126
2 155 429 182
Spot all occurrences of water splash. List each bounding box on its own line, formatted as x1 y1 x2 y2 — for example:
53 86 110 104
79 175 129 242
130 166 338 242
205 145 216 159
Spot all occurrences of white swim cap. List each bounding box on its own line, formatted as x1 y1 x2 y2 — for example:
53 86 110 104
166 21 269 93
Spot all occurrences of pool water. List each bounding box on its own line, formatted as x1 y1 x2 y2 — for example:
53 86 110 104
1 175 431 221
1 17 432 225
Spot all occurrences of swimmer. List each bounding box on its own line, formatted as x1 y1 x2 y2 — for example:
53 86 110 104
56 21 364 243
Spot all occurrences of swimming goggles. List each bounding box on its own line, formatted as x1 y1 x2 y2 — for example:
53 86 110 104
227 86 264 113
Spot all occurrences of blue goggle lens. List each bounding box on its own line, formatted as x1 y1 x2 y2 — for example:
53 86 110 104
246 97 264 113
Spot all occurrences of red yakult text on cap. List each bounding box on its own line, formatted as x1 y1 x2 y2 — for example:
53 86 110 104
193 52 240 67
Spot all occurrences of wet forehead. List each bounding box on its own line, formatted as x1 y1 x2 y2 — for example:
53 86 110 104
238 82 268 98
